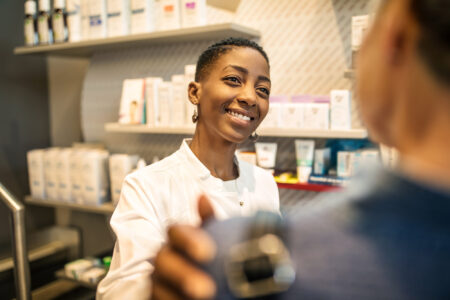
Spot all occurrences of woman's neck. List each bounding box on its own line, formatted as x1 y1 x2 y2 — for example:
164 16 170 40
189 126 238 181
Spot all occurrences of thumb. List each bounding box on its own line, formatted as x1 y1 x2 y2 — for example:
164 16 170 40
198 194 215 225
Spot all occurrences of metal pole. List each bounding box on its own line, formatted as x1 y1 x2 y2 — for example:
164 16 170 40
0 182 31 300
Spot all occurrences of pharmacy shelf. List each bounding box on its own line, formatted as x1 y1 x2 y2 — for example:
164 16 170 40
24 196 115 215
14 23 260 57
105 123 368 139
276 182 341 192
55 269 99 290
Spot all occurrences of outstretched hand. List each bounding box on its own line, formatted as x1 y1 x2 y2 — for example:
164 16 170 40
152 195 217 300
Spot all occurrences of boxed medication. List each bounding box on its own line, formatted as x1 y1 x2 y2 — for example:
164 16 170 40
158 0 181 31
81 150 110 206
27 149 46 199
171 75 186 126
260 95 288 128
109 154 139 205
184 64 196 126
119 79 146 124
80 267 106 284
330 90 352 130
337 151 354 178
130 0 156 34
55 148 73 202
88 0 107 39
107 0 130 37
157 81 173 127
67 0 82 42
43 148 60 200
69 150 85 204
314 148 331 175
351 15 371 67
303 102 329 130
65 259 96 279
181 0 206 28
80 0 90 40
145 77 163 127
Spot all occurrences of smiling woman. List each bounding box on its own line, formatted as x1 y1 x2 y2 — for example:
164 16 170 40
96 38 280 300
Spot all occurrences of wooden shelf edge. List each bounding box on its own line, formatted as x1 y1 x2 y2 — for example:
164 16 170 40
24 196 115 214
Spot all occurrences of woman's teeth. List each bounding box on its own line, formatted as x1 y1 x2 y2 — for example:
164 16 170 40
227 110 251 121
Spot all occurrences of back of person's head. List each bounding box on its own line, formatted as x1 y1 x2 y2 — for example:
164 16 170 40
195 37 270 82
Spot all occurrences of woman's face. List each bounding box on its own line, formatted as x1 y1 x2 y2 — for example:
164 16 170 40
193 47 271 144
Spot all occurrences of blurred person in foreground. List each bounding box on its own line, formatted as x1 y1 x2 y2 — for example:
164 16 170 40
151 0 450 299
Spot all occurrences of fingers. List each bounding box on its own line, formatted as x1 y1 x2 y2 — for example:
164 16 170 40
153 246 216 300
168 224 216 263
198 194 215 224
152 278 185 300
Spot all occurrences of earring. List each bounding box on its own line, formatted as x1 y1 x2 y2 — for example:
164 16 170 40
192 108 199 123
249 132 259 142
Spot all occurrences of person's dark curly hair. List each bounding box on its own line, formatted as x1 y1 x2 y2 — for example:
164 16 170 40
409 0 450 84
195 37 270 82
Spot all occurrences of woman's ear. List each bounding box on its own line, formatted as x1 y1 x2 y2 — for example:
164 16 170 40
188 81 201 105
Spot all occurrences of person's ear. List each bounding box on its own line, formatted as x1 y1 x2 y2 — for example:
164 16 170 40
188 81 201 105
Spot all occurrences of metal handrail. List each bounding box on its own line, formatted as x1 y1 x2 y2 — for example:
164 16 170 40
0 182 31 300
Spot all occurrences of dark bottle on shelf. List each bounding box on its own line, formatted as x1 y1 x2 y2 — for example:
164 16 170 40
37 0 53 45
24 0 38 46
52 0 68 43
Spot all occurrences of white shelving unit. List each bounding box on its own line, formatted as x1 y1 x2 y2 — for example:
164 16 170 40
24 196 115 215
14 23 260 57
105 123 368 139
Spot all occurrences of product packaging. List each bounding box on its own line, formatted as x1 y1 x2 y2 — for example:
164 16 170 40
236 151 257 165
69 149 85 204
337 151 354 178
67 0 82 42
158 0 181 31
81 150 110 206
65 259 96 279
24 0 38 46
260 95 288 128
314 148 331 175
295 140 315 183
145 77 163 127
52 0 68 43
330 90 352 130
80 0 90 40
80 267 106 284
37 0 53 44
255 143 277 174
180 0 206 28
55 148 73 202
107 0 130 37
171 75 186 126
130 0 156 34
351 15 371 67
119 78 146 124
43 148 60 200
88 0 107 39
109 154 139 205
157 81 173 127
184 65 197 126
27 149 46 199
303 96 330 130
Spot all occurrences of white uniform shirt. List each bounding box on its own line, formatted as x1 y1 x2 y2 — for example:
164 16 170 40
96 139 280 299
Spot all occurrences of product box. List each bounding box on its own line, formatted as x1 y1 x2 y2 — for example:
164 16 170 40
81 150 110 206
80 0 90 40
330 90 352 130
130 0 156 34
158 0 181 31
351 14 371 67
109 154 139 205
314 148 331 175
119 79 146 124
107 0 130 37
157 81 173 127
65 259 95 279
171 75 186 126
236 151 257 165
145 77 163 127
67 0 82 42
303 102 329 130
44 148 60 200
184 64 196 126
260 95 288 128
180 0 206 28
69 149 85 204
337 151 354 178
80 267 106 284
89 0 107 39
27 149 46 199
55 148 73 202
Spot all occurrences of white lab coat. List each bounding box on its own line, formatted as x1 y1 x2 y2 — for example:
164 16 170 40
96 139 280 299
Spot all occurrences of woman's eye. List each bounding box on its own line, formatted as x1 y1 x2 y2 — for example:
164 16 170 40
258 87 270 96
224 76 241 84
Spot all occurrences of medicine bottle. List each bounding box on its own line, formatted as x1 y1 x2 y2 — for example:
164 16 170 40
52 0 68 43
37 0 53 44
24 1 38 46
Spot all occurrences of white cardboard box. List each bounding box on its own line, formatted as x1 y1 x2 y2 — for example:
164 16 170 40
180 0 206 28
145 77 163 127
130 0 156 34
55 148 73 202
88 0 107 39
81 150 110 206
109 154 139 205
157 81 173 127
330 89 352 130
158 0 181 31
67 0 82 42
171 74 186 126
27 149 46 199
107 0 130 37
43 148 60 201
119 79 146 124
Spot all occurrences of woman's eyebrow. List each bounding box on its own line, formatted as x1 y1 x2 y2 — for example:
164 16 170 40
223 65 271 84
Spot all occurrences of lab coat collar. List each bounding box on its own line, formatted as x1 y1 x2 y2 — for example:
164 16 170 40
179 139 241 182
